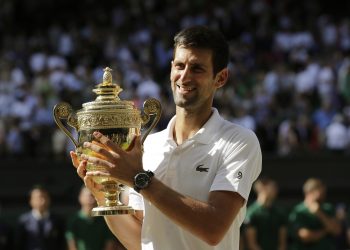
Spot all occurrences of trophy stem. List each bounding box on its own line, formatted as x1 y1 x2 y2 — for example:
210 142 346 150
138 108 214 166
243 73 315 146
103 182 122 207
91 181 135 216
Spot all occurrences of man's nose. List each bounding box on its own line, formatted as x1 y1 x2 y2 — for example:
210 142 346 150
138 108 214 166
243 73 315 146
179 66 191 82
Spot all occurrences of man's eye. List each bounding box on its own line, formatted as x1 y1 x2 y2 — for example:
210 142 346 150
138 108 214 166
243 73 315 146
192 67 204 73
174 64 184 69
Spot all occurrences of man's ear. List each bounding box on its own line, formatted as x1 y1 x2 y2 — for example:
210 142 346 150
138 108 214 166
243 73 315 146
214 68 229 88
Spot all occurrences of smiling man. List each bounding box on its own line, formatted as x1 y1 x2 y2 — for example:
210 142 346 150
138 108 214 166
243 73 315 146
71 25 262 250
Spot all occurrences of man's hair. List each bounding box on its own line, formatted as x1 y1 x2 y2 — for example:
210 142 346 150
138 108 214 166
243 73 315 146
173 25 229 75
303 178 324 194
28 184 50 199
253 176 277 193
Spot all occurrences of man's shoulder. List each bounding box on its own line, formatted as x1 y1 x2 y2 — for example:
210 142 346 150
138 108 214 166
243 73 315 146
144 128 168 144
18 211 33 222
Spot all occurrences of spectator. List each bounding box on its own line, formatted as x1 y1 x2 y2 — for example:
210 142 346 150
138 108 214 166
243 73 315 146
325 114 349 154
334 203 350 250
66 186 122 250
244 177 287 250
288 178 341 250
15 185 66 250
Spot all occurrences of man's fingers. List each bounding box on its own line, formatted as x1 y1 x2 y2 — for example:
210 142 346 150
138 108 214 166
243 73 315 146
93 131 123 154
84 141 117 160
86 170 111 177
70 151 80 168
77 160 87 179
80 153 115 169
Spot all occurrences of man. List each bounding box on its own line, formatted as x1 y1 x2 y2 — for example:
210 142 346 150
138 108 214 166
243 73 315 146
15 185 66 250
288 178 341 250
71 25 262 250
244 177 287 250
66 186 122 250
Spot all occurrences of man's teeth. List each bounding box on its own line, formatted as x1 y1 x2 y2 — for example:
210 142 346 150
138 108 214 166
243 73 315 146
177 85 193 91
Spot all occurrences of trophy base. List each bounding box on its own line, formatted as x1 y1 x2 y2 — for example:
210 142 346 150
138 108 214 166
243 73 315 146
91 205 135 216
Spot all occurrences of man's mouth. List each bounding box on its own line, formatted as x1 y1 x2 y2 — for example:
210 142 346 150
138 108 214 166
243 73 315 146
176 84 195 93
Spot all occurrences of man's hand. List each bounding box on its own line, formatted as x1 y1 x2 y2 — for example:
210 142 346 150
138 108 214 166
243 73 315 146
306 201 320 214
70 151 105 205
79 131 144 188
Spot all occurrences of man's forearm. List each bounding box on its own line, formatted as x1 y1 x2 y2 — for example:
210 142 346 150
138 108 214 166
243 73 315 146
104 214 142 250
141 178 244 246
316 210 341 236
298 228 326 243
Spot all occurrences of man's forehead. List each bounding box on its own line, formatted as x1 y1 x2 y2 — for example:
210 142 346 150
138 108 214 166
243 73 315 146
173 46 213 63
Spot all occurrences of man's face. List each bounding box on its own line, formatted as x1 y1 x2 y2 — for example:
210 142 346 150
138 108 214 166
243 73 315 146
30 189 50 213
170 46 225 111
79 187 96 209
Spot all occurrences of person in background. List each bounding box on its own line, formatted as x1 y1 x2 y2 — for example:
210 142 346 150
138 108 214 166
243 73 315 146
15 185 66 250
334 203 350 250
288 178 341 250
71 25 262 250
66 186 124 250
243 176 287 250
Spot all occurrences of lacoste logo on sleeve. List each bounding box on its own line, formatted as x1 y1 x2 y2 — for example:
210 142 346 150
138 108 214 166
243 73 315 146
195 164 209 172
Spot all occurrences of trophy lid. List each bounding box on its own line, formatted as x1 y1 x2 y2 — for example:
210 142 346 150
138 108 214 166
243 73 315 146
79 67 135 112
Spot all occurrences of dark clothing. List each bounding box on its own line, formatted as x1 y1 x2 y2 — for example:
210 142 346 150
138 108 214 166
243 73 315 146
0 220 13 250
65 211 114 250
16 211 66 250
244 201 287 250
288 202 336 250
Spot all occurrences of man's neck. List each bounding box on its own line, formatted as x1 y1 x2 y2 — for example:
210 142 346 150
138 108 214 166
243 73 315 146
173 107 212 145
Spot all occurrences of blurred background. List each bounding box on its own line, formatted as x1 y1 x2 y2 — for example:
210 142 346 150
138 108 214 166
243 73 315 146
0 0 350 247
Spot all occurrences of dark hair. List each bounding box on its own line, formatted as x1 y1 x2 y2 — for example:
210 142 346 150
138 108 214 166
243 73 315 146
29 184 49 197
173 25 229 75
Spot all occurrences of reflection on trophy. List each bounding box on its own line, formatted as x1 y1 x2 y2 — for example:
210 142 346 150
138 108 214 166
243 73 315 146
53 67 162 216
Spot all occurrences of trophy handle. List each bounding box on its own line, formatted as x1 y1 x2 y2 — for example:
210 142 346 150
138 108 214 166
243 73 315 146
53 102 79 148
141 98 162 144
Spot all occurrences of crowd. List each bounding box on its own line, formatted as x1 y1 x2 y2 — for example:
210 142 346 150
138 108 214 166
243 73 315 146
1 0 350 158
241 176 350 250
0 185 125 250
0 178 348 250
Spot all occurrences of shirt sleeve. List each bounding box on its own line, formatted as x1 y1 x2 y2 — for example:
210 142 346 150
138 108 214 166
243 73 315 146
210 129 262 201
128 188 145 211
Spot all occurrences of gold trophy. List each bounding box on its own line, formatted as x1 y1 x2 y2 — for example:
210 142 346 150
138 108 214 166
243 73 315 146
53 67 162 216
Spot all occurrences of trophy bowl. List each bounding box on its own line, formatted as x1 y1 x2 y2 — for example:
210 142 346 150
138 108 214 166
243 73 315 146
53 67 162 216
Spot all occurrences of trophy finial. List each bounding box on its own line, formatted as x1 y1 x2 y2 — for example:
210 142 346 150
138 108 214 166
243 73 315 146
103 67 113 85
93 67 123 101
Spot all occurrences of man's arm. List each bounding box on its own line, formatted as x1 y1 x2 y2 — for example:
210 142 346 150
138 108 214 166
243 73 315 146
278 226 287 250
140 178 244 246
297 228 327 243
81 133 246 246
102 210 143 250
315 209 341 236
71 152 143 250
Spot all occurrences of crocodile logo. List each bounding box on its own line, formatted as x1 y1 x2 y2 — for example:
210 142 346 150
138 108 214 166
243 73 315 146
196 164 209 172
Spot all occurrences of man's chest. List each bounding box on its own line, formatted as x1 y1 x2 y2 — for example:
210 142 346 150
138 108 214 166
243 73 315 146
143 142 223 200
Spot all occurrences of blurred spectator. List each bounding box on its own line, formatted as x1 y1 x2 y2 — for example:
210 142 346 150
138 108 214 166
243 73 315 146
0 0 350 157
244 177 287 250
15 185 66 250
288 178 341 250
66 186 123 250
325 114 349 154
334 203 350 250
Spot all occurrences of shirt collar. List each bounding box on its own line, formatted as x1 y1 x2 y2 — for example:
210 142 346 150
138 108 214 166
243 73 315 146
166 108 223 145
31 209 49 220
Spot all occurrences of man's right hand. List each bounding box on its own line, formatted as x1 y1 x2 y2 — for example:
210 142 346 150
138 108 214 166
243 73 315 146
70 151 105 206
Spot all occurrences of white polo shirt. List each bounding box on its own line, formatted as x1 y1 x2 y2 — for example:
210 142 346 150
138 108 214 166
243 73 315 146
129 108 262 250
